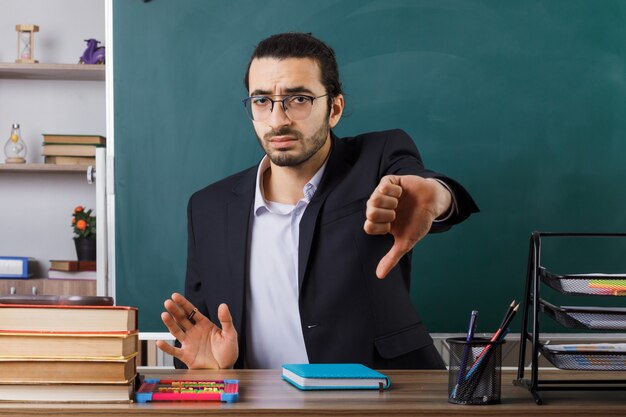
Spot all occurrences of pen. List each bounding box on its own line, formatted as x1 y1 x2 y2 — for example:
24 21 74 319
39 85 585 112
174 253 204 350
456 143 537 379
452 310 478 398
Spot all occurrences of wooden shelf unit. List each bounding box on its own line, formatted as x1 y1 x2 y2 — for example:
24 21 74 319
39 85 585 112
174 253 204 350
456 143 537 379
0 278 96 297
0 63 105 81
0 163 89 173
1 60 105 296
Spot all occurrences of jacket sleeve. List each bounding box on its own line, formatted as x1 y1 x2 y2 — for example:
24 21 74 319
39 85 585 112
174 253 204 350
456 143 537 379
379 129 479 232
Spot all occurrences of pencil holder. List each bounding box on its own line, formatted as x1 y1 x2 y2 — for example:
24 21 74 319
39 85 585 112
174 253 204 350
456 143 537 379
446 337 505 405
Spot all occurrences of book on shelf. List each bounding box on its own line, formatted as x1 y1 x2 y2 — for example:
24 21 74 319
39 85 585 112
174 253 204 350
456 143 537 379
0 330 138 358
50 259 96 272
42 134 106 145
0 381 134 403
44 156 96 166
42 144 100 157
0 256 35 279
0 304 138 332
281 363 390 390
0 355 137 383
48 269 96 280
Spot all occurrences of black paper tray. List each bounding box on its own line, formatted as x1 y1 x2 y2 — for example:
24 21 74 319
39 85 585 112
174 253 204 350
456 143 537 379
541 345 626 371
540 301 626 330
540 268 626 296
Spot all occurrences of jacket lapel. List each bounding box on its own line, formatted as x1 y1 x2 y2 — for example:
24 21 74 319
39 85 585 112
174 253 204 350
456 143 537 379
298 134 352 290
226 168 256 338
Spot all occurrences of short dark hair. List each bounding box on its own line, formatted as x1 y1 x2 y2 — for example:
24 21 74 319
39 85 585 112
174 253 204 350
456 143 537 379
244 32 343 107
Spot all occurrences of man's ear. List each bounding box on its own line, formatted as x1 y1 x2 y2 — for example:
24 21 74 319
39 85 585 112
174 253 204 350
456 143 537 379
329 94 344 128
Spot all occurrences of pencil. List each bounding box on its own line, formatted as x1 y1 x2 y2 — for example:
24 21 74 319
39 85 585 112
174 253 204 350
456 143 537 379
467 302 519 373
459 328 510 401
498 300 516 329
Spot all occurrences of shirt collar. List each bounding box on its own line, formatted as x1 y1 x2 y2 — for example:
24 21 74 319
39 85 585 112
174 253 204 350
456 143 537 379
253 155 328 216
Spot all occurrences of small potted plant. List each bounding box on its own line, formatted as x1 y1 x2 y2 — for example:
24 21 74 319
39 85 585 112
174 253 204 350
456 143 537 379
72 205 96 261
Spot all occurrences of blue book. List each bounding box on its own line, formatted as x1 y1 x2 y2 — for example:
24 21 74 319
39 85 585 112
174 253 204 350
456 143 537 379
0 256 34 279
281 363 390 390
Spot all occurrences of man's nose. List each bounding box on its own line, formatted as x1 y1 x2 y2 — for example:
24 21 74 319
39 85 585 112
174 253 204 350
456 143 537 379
266 101 290 128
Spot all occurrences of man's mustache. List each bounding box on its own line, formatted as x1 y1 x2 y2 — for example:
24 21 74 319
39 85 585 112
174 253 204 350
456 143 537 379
264 127 303 141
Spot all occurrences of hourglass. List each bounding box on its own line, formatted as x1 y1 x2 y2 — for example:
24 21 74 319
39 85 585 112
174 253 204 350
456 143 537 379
15 24 39 64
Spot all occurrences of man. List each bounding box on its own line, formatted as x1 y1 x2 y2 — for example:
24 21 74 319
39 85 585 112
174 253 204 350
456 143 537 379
157 32 478 370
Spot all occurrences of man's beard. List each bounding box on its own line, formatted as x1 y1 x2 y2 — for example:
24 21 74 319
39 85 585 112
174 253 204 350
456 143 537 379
257 119 329 167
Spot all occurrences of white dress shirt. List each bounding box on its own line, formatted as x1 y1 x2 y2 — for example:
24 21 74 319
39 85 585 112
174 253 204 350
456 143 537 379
245 156 327 369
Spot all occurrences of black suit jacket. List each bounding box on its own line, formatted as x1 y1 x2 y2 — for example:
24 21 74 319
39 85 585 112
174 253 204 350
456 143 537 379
181 129 478 369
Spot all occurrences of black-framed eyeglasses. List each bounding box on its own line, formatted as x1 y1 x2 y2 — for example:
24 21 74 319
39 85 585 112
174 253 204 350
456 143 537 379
242 94 328 122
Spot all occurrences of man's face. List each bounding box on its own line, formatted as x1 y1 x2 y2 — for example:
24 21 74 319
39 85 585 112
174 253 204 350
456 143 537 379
247 57 338 167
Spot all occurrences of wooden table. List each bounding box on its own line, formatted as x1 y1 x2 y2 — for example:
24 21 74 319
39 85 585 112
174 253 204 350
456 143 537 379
0 369 625 416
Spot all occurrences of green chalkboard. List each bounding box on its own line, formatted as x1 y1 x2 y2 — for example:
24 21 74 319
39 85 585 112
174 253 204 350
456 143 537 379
114 0 626 333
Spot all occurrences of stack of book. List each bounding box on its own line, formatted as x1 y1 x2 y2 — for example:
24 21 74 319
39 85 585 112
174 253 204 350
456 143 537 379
42 134 106 167
0 303 138 402
48 259 96 281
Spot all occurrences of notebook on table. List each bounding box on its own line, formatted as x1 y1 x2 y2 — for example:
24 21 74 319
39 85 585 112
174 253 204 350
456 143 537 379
281 363 390 390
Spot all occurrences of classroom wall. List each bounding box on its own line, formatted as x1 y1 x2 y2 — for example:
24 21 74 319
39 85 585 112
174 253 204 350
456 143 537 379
113 0 626 332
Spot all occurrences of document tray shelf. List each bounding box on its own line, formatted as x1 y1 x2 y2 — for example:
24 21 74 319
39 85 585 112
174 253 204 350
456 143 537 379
540 269 626 297
540 301 626 331
540 346 626 371
515 232 626 405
